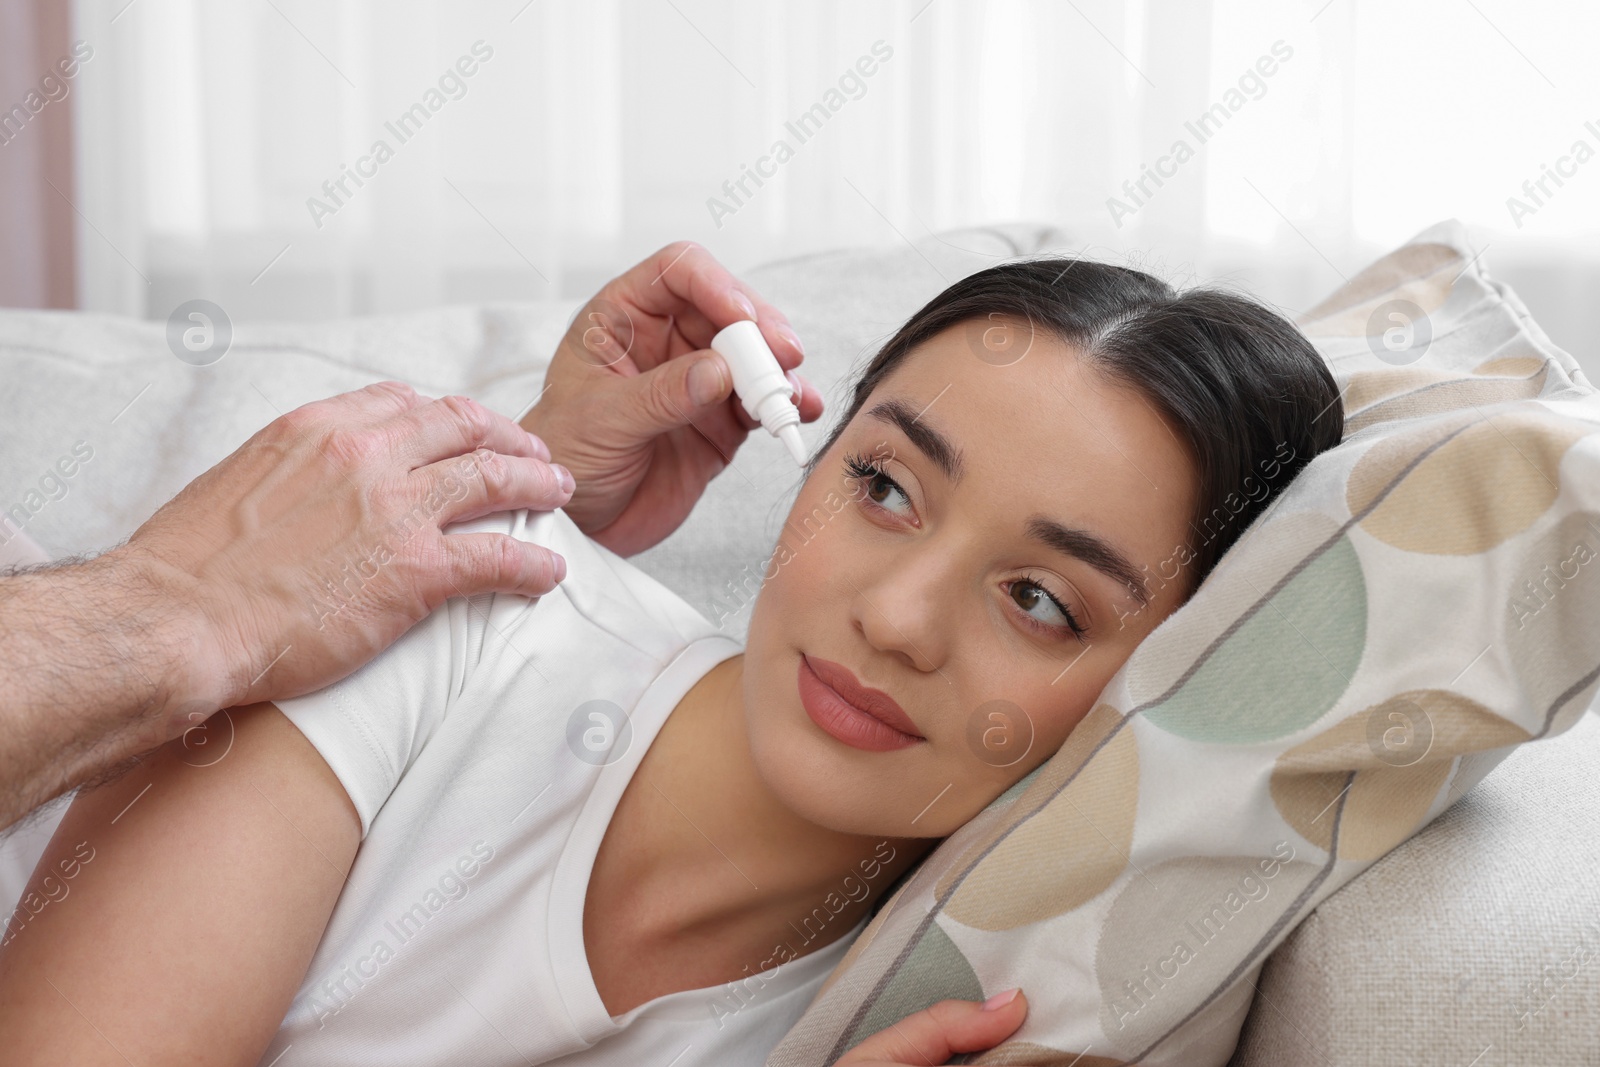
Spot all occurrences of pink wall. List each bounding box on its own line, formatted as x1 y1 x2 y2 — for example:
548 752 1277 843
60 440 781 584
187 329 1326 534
0 0 77 309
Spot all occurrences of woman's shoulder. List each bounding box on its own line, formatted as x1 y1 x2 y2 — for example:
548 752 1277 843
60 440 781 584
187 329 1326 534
462 507 728 652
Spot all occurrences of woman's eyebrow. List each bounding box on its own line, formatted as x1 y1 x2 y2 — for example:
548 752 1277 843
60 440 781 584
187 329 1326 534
1026 517 1151 607
865 396 1151 608
865 397 965 482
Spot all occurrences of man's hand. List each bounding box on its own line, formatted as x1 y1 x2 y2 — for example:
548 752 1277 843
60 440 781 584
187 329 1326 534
836 989 1034 1065
135 381 576 712
0 381 574 829
521 241 825 557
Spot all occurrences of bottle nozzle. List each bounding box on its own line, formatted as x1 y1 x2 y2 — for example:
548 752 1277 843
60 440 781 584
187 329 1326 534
776 423 807 465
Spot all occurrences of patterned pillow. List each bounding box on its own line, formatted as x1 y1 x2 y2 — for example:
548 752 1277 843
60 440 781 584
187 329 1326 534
765 219 1600 1067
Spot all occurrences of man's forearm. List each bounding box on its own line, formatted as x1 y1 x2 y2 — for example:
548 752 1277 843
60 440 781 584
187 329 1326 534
0 546 214 831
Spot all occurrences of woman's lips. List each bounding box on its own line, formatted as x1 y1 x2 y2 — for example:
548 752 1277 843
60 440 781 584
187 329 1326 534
797 654 924 753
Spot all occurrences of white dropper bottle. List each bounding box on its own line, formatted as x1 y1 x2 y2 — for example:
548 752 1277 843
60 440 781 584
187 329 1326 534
710 319 807 466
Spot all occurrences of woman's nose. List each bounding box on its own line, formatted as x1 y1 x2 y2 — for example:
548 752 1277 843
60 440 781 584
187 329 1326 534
848 546 959 674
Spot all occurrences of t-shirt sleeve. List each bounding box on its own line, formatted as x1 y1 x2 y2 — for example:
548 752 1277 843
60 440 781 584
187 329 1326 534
273 508 544 838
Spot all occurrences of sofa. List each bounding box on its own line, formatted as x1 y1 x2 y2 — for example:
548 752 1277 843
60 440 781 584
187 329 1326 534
1 223 1595 1065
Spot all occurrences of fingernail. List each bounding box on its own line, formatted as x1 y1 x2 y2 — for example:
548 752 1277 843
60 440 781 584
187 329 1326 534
780 325 805 356
527 431 550 461
785 369 802 404
554 463 575 494
688 357 725 407
732 291 758 321
552 553 567 583
981 988 1020 1011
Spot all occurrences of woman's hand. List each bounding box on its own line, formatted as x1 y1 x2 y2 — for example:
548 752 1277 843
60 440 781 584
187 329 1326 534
836 988 1034 1066
521 241 825 557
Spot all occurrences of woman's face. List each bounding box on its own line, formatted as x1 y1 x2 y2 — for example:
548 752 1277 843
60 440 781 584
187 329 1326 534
741 317 1200 838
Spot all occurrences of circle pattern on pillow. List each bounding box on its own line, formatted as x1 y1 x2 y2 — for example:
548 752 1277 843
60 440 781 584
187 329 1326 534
841 922 982 1051
1347 409 1590 555
1342 363 1552 435
1268 689 1529 861
941 702 1138 930
1139 522 1365 745
1504 509 1600 735
1092 854 1321 1047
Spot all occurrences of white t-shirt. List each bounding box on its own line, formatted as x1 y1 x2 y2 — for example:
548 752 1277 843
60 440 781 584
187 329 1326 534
255 506 860 1066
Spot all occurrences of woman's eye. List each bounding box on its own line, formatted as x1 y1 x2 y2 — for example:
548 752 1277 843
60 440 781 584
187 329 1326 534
1008 579 1086 641
864 472 911 515
844 454 914 519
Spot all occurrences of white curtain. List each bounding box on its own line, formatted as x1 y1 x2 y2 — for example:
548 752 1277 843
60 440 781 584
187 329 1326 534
65 0 1600 374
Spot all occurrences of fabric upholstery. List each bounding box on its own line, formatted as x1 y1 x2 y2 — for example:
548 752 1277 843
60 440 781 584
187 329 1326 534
1229 706 1600 1066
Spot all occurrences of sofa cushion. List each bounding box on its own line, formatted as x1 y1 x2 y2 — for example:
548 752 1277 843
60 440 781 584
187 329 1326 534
1229 706 1600 1066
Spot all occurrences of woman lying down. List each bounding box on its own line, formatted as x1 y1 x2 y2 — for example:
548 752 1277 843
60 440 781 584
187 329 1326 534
0 258 1341 1066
